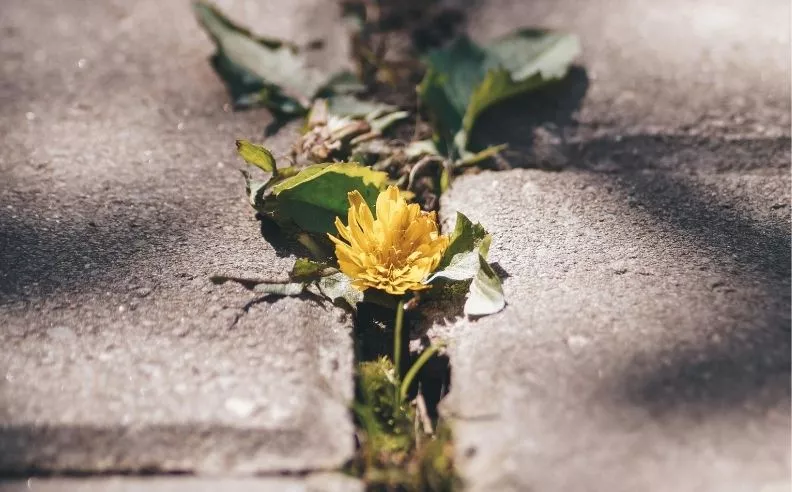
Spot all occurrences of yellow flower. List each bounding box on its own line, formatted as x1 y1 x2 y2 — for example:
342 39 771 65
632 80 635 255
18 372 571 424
328 186 449 295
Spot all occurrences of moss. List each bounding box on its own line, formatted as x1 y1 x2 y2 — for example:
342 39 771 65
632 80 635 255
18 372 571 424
349 357 460 491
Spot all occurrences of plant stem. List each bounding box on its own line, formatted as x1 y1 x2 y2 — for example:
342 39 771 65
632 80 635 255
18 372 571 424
393 298 405 388
400 343 445 402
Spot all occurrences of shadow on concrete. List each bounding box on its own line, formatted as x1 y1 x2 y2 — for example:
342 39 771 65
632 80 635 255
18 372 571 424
468 66 590 170
0 204 185 304
569 133 791 174
256 214 314 259
546 134 791 415
0 423 307 476
612 169 790 414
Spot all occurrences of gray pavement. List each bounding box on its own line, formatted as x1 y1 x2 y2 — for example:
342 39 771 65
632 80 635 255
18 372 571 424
439 170 790 492
433 0 791 490
0 474 363 492
0 0 789 489
1 0 355 478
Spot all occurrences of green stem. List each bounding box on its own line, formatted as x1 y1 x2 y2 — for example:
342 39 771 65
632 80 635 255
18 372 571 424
399 343 445 402
393 298 405 386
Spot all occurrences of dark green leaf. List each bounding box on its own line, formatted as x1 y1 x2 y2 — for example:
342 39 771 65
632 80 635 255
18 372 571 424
271 163 388 233
418 37 486 157
464 254 505 317
210 52 304 114
194 1 328 113
418 30 580 157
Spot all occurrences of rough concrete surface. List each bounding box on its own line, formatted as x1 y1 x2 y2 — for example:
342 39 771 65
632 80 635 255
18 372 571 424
0 473 363 492
1 0 790 488
431 0 791 490
1 0 355 476
438 170 790 492
464 0 790 168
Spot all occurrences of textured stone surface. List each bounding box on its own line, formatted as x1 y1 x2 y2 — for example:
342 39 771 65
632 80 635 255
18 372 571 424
431 1 791 489
0 0 354 475
461 0 790 169
438 169 790 492
0 474 363 492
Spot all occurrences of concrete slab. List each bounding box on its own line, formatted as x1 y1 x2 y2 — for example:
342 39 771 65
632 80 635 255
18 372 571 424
461 0 790 166
0 0 354 475
435 3 791 487
437 169 790 492
0 474 363 492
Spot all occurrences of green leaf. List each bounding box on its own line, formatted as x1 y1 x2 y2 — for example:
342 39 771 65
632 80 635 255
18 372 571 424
368 110 410 134
209 51 304 114
464 254 505 317
458 144 508 167
418 37 485 157
418 30 580 157
236 139 276 173
210 271 362 308
326 95 397 118
321 95 408 135
313 272 364 307
291 258 337 280
428 212 490 281
193 1 328 112
404 140 441 159
271 163 389 233
210 275 306 296
317 71 367 96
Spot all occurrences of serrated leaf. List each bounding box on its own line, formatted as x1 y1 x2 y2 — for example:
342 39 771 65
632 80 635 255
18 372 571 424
194 1 328 113
315 272 364 307
418 30 580 158
236 139 276 173
210 275 306 296
271 163 388 233
464 254 505 317
291 258 337 280
210 272 361 308
428 212 490 282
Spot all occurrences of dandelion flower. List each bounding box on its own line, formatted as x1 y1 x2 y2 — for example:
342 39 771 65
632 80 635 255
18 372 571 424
328 186 449 295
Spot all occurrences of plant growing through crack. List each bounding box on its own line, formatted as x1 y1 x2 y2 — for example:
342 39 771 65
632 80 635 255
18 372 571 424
195 0 580 489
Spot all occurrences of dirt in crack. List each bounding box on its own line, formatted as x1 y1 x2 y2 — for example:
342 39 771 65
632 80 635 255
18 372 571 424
345 301 459 491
